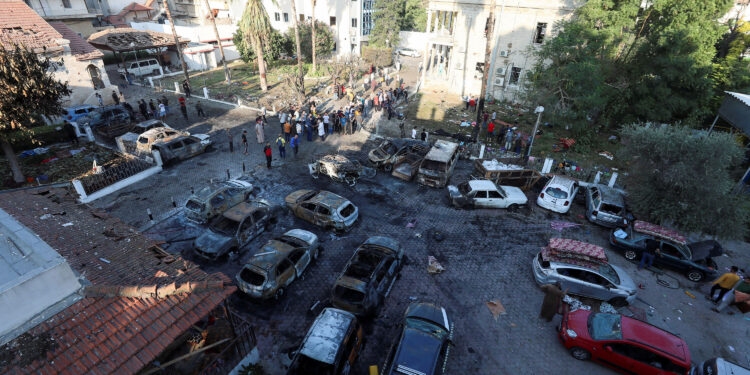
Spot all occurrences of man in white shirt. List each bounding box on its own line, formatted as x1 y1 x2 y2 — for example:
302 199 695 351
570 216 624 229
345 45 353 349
492 111 496 120
411 127 417 139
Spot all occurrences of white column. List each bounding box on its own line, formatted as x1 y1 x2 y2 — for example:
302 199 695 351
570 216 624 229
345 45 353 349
421 11 433 84
174 81 180 93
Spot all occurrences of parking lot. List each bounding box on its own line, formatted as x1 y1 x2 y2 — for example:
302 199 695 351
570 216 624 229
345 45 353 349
90 84 750 374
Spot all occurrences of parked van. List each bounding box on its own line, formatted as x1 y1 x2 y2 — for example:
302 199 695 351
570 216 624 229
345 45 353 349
417 140 459 188
584 184 630 228
536 175 579 214
117 58 163 78
691 357 750 375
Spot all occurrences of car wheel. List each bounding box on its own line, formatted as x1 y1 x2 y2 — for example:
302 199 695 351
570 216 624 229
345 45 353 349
569 347 591 361
507 204 518 211
274 288 285 300
383 163 393 172
608 297 628 308
345 175 357 186
624 250 638 261
687 269 704 282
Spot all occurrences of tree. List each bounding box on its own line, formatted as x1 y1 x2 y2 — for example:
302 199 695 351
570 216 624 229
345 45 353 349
289 0 304 94
528 0 734 144
620 124 749 239
401 0 427 31
0 45 71 184
278 65 306 106
311 0 317 72
234 28 292 63
238 0 275 91
370 0 402 47
293 20 335 61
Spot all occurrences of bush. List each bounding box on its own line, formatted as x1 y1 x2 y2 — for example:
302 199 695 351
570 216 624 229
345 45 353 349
234 28 292 63
8 125 70 151
292 20 335 61
362 46 393 67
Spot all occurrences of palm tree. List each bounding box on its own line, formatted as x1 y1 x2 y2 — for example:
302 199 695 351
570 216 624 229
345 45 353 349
290 0 305 93
311 0 317 73
238 0 275 91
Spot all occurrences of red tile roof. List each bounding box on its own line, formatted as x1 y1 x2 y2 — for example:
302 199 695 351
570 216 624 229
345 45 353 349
121 2 153 12
0 1 65 54
0 189 236 375
49 22 104 61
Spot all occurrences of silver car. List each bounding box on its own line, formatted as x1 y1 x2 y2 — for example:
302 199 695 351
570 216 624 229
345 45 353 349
532 252 637 306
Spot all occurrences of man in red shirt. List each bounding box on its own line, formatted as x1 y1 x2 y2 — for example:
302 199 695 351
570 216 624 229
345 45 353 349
263 142 272 169
469 97 476 111
487 121 495 141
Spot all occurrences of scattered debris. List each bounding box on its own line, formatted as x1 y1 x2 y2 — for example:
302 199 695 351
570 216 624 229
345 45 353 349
427 256 445 274
481 159 525 171
99 257 110 264
684 290 696 299
563 295 591 312
61 222 73 227
550 221 580 232
406 219 416 228
598 151 614 160
39 214 52 220
486 299 507 320
599 302 618 314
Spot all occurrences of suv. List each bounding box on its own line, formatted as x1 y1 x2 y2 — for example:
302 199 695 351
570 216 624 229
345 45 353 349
448 180 528 209
184 176 255 224
331 237 403 316
64 105 97 123
584 184 631 228
236 229 320 299
152 135 211 165
285 190 358 231
381 303 453 375
559 310 691 375
136 127 190 153
287 308 364 375
78 105 135 138
536 175 579 214
610 221 721 282
192 200 278 260
117 58 163 78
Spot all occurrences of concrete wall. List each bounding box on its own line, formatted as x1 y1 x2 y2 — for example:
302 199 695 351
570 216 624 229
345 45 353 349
27 0 93 18
60 19 113 38
53 54 119 107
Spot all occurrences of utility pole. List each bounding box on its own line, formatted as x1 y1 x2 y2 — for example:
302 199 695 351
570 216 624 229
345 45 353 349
526 106 544 158
473 0 496 142
162 0 190 85
203 0 231 84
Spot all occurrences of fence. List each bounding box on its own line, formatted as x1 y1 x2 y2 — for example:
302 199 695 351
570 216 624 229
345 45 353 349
77 156 154 195
201 307 258 375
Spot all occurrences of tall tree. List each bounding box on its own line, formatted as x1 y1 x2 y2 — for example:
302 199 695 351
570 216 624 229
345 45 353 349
238 0 275 91
0 45 71 184
401 0 427 31
290 0 305 94
204 0 231 84
370 0 402 47
311 0 317 72
293 20 335 61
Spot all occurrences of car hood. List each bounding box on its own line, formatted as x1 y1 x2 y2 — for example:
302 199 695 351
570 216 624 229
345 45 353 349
688 240 723 260
391 328 442 375
285 189 314 205
611 264 637 292
447 185 462 198
194 231 232 253
502 186 528 202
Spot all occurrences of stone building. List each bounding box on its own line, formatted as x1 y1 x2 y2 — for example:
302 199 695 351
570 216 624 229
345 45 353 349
21 0 110 37
421 0 584 102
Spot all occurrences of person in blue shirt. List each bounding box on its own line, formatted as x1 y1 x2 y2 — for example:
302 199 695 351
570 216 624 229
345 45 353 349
290 134 299 158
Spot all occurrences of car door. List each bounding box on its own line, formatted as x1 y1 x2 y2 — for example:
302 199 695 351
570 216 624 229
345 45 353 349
315 204 333 226
596 343 640 374
375 257 397 299
553 267 586 296
182 137 201 156
298 202 317 223
574 269 612 301
168 140 186 159
657 242 688 271
487 189 506 208
237 217 254 245
473 190 489 207
276 258 296 287
251 208 268 235
287 248 311 276
224 187 244 207
208 192 227 217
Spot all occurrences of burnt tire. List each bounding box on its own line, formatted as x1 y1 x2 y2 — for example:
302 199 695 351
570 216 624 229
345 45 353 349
570 347 591 361
383 163 393 172
687 269 704 282
274 288 285 300
345 175 357 186
624 250 638 261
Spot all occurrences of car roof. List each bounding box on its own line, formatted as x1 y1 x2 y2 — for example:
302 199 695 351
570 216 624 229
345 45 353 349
547 175 577 190
391 327 443 375
299 308 356 364
362 236 399 251
309 190 349 207
621 315 689 363
246 241 295 270
140 127 176 138
222 201 266 221
589 184 625 205
468 180 497 191
424 140 458 163
66 105 96 111
284 229 317 244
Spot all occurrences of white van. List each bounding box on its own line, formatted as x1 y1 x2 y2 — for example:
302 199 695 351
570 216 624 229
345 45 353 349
117 58 163 78
416 140 459 188
692 358 750 375
536 175 579 213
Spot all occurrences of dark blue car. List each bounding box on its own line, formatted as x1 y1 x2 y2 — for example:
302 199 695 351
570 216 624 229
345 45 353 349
382 303 453 375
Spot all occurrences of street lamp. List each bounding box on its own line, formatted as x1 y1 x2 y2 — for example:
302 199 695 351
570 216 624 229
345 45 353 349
526 106 544 158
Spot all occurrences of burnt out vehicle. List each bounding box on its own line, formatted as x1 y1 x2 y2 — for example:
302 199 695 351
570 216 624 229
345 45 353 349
152 135 211 165
192 200 279 260
368 139 430 172
309 154 376 186
184 176 256 224
285 190 358 231
236 229 320 300
287 308 364 375
331 236 403 316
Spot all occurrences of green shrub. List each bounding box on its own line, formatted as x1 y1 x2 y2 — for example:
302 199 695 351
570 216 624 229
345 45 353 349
362 46 393 67
9 125 70 151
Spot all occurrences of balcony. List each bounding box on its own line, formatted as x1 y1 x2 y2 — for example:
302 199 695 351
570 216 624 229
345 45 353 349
29 0 102 19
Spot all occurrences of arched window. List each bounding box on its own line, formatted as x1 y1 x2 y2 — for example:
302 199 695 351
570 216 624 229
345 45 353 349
87 64 105 89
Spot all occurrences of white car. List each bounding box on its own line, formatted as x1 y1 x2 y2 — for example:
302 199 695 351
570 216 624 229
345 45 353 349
536 175 579 213
117 58 163 78
448 180 528 208
136 126 190 153
397 48 421 57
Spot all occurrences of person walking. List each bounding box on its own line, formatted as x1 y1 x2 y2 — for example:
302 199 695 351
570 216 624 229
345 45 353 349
283 121 292 143
112 91 120 105
318 120 326 141
276 134 286 158
255 120 265 144
420 128 427 141
182 80 191 98
291 134 299 158
709 266 741 303
242 130 249 155
487 121 495 141
638 239 661 270
138 100 148 119
179 98 188 121
539 282 567 322
195 101 206 118
263 143 272 169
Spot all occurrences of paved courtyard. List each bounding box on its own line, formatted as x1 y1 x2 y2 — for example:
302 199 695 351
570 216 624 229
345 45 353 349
87 78 750 374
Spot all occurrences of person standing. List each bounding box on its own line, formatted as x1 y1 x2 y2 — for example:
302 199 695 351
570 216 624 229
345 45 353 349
464 95 470 110
242 130 249 155
195 101 206 118
323 113 330 134
263 143 272 169
469 97 476 112
161 95 169 114
138 99 148 119
296 120 303 141
412 126 417 139
539 282 567 322
420 128 427 141
492 111 497 121
355 109 363 132
63 122 78 145
638 239 661 270
112 91 120 105
513 136 522 154
710 266 741 303
340 115 348 136
283 121 292 143
399 122 405 138
182 80 191 98
291 134 299 158
179 97 188 121
504 128 514 151
158 102 166 119
226 129 233 153
255 120 265 144
487 121 495 141
149 99 157 119
318 120 326 141
96 93 103 106
276 134 286 158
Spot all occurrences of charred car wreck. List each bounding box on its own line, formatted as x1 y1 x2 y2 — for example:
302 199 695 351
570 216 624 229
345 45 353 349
369 139 431 173
193 200 279 260
184 176 256 224
309 154 376 186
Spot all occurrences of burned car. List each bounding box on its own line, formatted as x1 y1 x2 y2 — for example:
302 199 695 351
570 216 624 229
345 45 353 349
192 200 279 260
285 190 358 231
368 139 430 172
448 180 528 209
184 176 256 224
135 126 190 153
152 135 211 165
309 154 375 186
331 236 403 316
236 229 320 299
382 303 453 375
286 308 363 375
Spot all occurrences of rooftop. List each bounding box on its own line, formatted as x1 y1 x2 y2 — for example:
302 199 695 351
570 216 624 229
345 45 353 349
49 22 104 61
0 1 65 54
87 27 189 52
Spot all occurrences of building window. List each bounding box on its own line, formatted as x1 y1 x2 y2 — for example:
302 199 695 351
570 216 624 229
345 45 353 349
351 18 357 27
62 0 71 8
475 62 485 74
330 16 336 25
299 14 304 22
274 12 280 21
283 12 288 22
534 22 547 44
509 67 522 85
87 64 105 89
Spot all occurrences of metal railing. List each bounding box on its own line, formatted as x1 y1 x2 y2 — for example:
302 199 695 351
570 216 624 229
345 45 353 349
78 156 154 195
200 306 257 375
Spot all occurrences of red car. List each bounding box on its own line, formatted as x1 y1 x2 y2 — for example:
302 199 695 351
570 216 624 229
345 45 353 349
559 309 691 375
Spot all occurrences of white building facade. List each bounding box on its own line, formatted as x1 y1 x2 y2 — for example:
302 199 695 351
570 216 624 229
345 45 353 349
421 0 584 102
261 0 374 57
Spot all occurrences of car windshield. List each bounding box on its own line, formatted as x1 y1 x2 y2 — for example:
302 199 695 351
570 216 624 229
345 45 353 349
239 267 266 286
381 142 397 154
588 313 622 340
278 235 307 247
333 286 365 303
209 216 240 235
422 159 446 172
339 204 355 218
597 264 620 284
299 191 319 202
545 187 568 199
458 182 471 195
405 317 449 340
185 199 204 212
289 355 335 375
